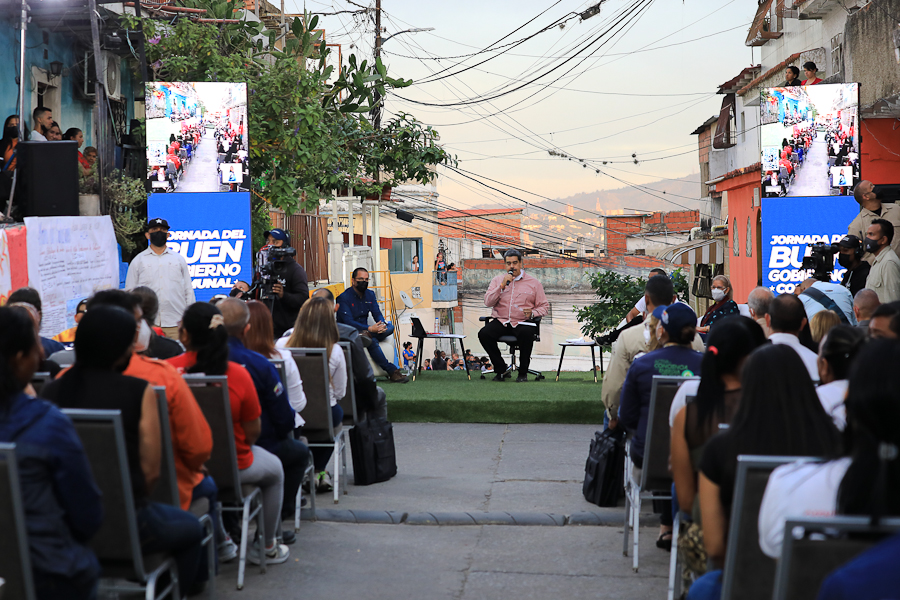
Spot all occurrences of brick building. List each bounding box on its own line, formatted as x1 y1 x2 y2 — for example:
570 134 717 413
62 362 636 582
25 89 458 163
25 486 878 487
604 209 700 257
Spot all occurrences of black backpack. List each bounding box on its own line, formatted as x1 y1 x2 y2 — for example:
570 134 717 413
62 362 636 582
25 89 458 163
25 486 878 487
582 427 626 507
349 416 397 485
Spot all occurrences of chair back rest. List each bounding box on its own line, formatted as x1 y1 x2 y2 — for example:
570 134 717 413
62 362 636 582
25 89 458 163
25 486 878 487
289 348 334 435
30 372 51 396
338 342 358 426
773 515 900 600
63 409 146 576
148 387 180 507
0 444 36 600
183 375 244 504
640 376 697 491
721 455 810 600
270 359 287 393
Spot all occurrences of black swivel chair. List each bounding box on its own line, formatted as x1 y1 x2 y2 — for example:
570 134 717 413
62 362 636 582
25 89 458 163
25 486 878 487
478 316 545 381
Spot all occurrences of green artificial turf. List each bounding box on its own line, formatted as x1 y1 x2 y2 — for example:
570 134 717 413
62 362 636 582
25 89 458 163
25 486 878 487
383 370 604 424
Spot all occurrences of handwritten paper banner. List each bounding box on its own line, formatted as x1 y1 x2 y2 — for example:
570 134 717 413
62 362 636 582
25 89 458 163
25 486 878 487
25 216 119 337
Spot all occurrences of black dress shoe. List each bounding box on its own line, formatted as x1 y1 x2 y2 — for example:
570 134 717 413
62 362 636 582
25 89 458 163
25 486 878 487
491 373 505 382
516 375 528 382
281 529 296 545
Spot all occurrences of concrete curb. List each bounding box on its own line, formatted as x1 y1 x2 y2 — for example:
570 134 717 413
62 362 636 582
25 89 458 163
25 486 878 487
309 509 655 527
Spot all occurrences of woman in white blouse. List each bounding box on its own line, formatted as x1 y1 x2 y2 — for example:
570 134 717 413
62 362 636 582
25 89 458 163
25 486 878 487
815 325 865 431
285 296 347 492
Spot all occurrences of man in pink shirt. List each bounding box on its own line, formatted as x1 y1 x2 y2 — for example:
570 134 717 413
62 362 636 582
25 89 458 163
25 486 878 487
478 249 550 382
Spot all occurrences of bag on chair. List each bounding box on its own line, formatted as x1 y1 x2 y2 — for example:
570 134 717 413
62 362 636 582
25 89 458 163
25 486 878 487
349 416 397 485
582 427 625 507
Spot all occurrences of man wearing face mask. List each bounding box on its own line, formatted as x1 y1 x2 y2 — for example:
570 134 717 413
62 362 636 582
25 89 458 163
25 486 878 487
336 267 409 383
836 235 869 296
848 180 900 263
125 218 195 339
259 229 309 339
863 219 900 303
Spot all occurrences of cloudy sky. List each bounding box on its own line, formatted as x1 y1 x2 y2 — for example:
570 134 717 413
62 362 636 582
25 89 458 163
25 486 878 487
284 0 758 211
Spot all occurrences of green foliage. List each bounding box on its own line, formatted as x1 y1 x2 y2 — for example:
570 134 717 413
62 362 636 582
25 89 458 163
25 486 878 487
574 270 645 341
104 171 148 257
672 267 689 302
121 3 456 215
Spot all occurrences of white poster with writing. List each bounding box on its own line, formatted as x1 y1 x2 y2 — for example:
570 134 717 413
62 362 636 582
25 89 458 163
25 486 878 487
25 216 119 337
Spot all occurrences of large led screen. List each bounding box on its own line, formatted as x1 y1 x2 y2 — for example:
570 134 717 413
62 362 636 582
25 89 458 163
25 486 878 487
760 83 859 198
146 82 248 194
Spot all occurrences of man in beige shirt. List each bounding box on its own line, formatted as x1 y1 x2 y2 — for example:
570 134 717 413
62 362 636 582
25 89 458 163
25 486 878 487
848 180 900 262
863 219 900 303
602 275 704 429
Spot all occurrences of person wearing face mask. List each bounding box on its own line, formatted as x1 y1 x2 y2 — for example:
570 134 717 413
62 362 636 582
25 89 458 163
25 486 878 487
258 229 309 339
836 235 870 296
125 217 196 340
337 267 409 383
863 219 900 303
42 303 211 595
848 181 900 262
697 275 740 334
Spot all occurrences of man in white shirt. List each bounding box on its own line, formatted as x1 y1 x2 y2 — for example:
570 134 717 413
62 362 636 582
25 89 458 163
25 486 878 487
766 294 820 382
125 217 195 339
30 107 52 142
625 268 668 322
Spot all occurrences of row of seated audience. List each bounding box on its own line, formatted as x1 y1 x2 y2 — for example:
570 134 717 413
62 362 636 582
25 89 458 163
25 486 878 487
0 283 385 598
605 270 900 599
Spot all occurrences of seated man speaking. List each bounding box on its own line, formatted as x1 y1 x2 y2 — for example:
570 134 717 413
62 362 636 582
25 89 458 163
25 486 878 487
478 249 550 382
337 268 409 383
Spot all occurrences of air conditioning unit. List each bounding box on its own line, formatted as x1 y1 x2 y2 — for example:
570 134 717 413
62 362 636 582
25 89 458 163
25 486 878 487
80 51 122 100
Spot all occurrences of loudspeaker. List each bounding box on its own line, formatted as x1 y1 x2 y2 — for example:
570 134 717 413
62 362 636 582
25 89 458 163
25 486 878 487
18 140 79 217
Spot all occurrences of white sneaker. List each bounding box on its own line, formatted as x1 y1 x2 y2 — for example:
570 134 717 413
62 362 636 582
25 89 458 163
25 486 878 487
218 537 238 563
247 541 290 565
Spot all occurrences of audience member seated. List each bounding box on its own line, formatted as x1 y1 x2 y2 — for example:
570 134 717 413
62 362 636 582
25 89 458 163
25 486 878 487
815 325 866 431
0 307 103 600
868 301 900 339
46 122 62 141
284 297 347 493
603 276 705 431
221 298 308 539
167 302 289 565
697 276 740 334
815 532 900 600
402 342 416 371
431 349 448 371
7 303 62 378
51 298 87 344
30 106 51 142
7 287 65 358
620 303 704 550
449 353 465 370
758 338 899 562
62 128 90 175
625 268 669 322
131 286 184 359
853 289 880 329
670 317 765 588
423 359 432 371
687 345 842 600
42 305 209 594
746 286 774 337
767 294 820 382
810 310 842 343
794 277 856 325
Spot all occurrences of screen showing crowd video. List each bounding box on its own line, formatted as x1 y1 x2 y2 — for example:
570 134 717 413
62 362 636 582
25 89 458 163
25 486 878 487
759 83 859 198
145 82 249 193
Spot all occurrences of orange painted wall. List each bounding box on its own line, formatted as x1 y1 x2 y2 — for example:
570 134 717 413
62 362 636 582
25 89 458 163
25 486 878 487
718 171 761 303
861 119 900 185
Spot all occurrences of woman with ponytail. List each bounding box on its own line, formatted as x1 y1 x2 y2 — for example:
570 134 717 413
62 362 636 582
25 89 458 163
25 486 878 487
167 302 290 565
816 325 866 430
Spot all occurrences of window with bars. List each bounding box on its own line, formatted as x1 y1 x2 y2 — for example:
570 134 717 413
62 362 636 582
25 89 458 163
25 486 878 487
388 238 422 273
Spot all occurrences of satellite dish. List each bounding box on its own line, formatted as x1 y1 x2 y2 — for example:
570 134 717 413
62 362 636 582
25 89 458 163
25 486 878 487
399 290 414 309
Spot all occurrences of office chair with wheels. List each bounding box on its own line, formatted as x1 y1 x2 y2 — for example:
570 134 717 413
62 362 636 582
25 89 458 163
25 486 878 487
478 316 545 380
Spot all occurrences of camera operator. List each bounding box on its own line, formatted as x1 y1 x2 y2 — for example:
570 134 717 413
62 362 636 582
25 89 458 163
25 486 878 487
837 235 869 296
259 229 309 338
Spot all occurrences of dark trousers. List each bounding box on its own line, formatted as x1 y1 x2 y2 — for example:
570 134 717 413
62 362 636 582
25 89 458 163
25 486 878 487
272 437 310 519
478 319 536 376
137 501 207 590
366 323 397 375
34 570 97 600
311 404 344 471
190 474 220 571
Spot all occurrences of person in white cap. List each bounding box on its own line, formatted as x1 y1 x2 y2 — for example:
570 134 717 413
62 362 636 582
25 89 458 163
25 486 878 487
125 217 195 339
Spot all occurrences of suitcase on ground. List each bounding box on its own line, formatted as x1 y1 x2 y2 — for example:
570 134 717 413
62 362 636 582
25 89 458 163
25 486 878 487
349 416 397 485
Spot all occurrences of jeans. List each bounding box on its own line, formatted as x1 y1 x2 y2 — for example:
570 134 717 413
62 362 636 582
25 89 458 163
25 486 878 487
137 501 207 590
34 571 97 600
687 569 722 600
239 446 285 546
366 323 398 375
191 475 222 571
272 437 310 519
311 404 344 471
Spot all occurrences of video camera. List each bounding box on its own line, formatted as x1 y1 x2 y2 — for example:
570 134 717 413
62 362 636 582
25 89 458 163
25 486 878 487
801 242 838 282
251 245 296 301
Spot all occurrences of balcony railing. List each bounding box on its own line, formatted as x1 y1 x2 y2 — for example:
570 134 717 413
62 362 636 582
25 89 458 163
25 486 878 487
432 270 458 302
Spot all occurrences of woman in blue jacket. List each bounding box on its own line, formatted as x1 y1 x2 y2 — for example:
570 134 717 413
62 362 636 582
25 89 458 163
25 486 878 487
0 306 103 599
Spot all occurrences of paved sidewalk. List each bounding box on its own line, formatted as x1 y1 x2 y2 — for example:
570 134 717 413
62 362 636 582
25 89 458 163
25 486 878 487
216 423 671 599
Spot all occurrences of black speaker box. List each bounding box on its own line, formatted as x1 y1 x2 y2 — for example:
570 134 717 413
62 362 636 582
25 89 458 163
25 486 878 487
18 140 80 217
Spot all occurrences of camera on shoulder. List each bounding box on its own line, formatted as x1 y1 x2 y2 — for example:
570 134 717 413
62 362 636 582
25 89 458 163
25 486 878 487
802 242 838 282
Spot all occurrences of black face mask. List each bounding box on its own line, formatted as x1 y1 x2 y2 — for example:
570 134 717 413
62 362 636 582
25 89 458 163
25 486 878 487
3 126 17 140
837 253 854 268
229 288 245 298
149 231 168 247
356 280 369 294
864 237 882 255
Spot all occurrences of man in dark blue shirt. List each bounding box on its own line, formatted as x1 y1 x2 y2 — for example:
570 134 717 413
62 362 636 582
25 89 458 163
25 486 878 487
336 267 408 383
219 299 309 540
